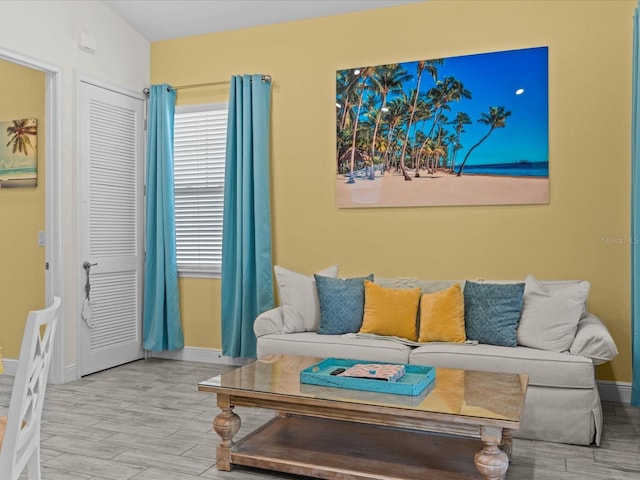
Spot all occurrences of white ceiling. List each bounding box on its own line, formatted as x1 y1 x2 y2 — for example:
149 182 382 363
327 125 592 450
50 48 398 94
103 0 423 42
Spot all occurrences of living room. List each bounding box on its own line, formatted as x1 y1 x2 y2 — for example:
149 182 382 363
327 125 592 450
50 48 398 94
148 0 635 398
0 0 635 400
0 0 638 478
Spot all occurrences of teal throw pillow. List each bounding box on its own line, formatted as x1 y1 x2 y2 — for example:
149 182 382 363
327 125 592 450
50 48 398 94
315 274 374 335
464 281 525 347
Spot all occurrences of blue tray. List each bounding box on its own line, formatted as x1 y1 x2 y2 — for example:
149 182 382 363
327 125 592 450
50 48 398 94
300 358 435 396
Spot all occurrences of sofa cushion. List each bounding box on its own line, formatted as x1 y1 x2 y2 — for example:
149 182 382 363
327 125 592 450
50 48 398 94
464 281 525 347
359 280 421 341
409 343 595 389
256 332 412 364
274 265 339 332
418 283 466 343
315 274 373 335
517 275 590 352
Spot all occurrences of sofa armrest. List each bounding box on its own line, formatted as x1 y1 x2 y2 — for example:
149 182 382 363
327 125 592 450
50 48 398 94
254 307 285 337
569 313 618 365
254 305 307 337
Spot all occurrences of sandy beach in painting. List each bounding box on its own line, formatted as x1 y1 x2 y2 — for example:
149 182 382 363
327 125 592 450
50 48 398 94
0 177 37 188
336 172 549 208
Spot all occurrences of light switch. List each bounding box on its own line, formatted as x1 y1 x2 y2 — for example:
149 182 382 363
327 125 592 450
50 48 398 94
38 230 45 247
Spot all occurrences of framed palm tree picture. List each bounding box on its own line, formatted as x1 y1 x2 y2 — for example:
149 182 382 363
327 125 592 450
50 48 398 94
0 118 38 188
336 46 549 208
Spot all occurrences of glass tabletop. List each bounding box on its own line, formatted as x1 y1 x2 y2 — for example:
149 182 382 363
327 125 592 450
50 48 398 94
200 354 527 422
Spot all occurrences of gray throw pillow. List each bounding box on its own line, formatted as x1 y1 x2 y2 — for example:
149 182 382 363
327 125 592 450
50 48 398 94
274 265 339 332
517 275 590 352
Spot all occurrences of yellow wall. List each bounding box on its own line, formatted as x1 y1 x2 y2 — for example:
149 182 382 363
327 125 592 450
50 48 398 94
0 59 46 357
151 0 636 382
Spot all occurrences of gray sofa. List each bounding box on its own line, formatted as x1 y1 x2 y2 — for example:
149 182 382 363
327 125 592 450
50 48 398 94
254 274 618 446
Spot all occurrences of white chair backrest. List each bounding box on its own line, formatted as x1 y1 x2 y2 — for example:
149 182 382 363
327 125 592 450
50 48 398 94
0 297 61 480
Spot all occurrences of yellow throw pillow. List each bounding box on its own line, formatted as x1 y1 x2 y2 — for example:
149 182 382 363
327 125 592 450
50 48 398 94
418 283 466 343
360 280 421 341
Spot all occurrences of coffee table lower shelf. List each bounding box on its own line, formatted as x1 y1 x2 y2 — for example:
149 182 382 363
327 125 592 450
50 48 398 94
227 414 486 480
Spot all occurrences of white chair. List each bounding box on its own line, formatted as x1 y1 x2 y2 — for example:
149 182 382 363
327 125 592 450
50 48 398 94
0 297 61 480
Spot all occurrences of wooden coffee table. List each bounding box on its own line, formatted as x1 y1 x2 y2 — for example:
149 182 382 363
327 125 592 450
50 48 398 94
198 354 528 480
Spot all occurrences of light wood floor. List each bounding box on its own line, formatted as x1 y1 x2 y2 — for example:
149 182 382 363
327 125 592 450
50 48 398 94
1 358 639 479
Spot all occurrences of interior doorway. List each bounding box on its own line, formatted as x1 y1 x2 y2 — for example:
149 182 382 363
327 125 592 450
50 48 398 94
0 48 62 383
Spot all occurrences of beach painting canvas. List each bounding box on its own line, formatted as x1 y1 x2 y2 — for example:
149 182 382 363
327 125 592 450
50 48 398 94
336 46 549 207
0 118 38 188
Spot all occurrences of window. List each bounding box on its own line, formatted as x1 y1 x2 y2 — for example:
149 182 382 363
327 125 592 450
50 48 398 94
173 103 227 277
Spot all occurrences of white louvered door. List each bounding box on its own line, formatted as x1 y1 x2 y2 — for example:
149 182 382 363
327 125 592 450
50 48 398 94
78 80 145 376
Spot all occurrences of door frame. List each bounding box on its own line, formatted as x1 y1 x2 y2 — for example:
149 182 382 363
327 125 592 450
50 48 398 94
0 48 63 383
74 75 146 378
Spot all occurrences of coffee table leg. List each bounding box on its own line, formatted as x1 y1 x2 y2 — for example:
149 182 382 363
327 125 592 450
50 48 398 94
214 394 241 471
500 429 513 461
475 426 509 480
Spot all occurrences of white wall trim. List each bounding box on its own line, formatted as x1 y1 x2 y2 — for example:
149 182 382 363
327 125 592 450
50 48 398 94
1 359 17 376
2 348 246 379
0 47 64 384
3 359 78 384
598 380 632 404
149 347 251 366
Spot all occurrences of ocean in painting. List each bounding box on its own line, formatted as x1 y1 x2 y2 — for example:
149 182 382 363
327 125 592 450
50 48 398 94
0 166 37 178
0 166 37 188
460 161 548 178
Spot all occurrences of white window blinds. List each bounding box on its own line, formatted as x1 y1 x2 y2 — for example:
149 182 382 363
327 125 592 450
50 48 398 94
173 103 227 277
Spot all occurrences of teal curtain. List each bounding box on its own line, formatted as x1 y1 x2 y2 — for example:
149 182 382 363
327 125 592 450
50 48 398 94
143 84 184 351
632 6 640 407
221 74 275 358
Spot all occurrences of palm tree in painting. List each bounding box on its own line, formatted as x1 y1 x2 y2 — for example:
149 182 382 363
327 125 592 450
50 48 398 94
336 127 353 174
336 69 361 171
411 98 433 176
456 106 512 176
396 87 418 180
346 67 375 183
336 70 360 132
431 125 449 171
445 133 457 171
398 60 442 181
426 77 471 138
414 131 428 174
6 119 37 155
382 98 405 174
367 64 411 179
420 135 434 174
448 112 471 173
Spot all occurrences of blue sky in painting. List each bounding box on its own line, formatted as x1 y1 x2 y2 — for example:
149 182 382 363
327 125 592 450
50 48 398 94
342 46 549 168
406 46 548 166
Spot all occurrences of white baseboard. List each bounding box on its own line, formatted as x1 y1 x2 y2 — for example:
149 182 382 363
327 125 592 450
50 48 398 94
148 346 250 366
64 364 77 383
598 380 632 404
1 358 17 376
2 358 76 384
2 347 246 382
